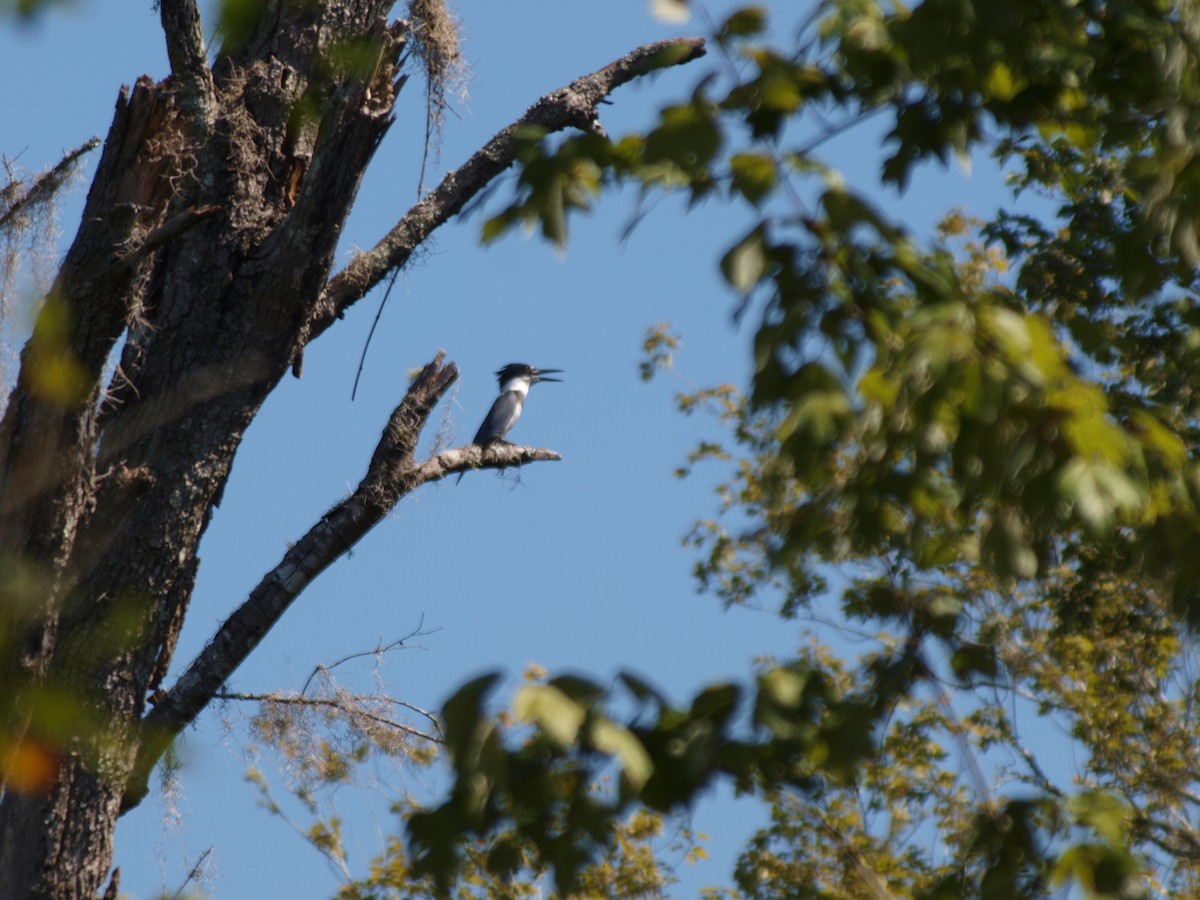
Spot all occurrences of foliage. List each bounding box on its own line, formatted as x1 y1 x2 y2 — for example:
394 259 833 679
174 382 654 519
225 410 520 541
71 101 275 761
243 664 704 897
8 0 1200 896
406 0 1200 897
329 802 696 899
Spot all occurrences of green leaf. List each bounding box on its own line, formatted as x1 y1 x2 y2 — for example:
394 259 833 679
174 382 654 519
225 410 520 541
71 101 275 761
481 208 520 244
755 665 820 742
949 642 998 682
548 674 605 706
513 684 586 747
1130 408 1187 468
644 101 722 167
720 226 767 293
591 718 654 790
540 178 567 249
687 683 741 731
761 665 809 708
781 386 850 446
983 509 1039 580
619 671 670 708
649 0 689 24
718 6 767 40
730 152 777 205
821 186 887 233
1051 842 1139 896
983 61 1023 102
440 672 502 759
1068 792 1130 846
1057 458 1143 536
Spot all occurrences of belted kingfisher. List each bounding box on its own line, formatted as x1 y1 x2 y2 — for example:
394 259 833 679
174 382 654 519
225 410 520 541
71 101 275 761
457 363 562 481
473 363 562 445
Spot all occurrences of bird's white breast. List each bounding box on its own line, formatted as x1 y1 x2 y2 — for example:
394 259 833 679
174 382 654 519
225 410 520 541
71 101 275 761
499 376 532 398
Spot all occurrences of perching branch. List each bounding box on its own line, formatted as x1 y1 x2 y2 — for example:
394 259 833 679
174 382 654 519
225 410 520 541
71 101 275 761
436 441 563 481
299 37 706 356
124 352 559 809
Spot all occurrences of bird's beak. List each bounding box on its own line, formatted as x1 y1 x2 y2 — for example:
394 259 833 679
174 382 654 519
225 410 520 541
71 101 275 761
533 368 563 383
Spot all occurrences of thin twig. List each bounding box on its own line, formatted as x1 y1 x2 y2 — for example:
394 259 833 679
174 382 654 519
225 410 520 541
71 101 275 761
301 617 437 695
168 847 213 900
215 691 443 744
350 268 400 401
924 662 994 804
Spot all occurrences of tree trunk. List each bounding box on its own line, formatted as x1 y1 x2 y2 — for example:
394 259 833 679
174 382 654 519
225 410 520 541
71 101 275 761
0 3 405 895
0 1 704 894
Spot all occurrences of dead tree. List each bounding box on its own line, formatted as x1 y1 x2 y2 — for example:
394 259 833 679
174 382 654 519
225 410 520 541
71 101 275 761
0 1 704 895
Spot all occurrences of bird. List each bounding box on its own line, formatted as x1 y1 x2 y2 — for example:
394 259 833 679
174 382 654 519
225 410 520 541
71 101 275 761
457 363 562 482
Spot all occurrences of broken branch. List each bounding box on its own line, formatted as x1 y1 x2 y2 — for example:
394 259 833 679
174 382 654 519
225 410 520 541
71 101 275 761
123 352 559 810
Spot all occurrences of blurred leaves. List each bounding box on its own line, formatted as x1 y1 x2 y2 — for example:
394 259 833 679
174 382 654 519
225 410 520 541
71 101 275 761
720 226 768 294
481 130 604 250
406 659 905 893
0 0 68 17
22 297 92 406
21 0 1189 894
638 322 679 382
426 0 1200 894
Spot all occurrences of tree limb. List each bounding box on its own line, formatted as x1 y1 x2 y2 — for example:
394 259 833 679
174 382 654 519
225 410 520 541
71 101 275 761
115 204 221 266
123 352 559 809
298 37 706 356
0 138 100 233
157 0 215 126
434 442 563 481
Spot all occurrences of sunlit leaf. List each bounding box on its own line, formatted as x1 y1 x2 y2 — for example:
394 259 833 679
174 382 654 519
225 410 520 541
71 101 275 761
591 719 653 790
720 226 767 293
730 152 777 205
1058 458 1143 535
513 684 586 747
649 0 689 24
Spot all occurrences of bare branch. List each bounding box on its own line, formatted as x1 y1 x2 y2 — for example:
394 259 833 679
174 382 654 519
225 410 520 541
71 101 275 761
299 37 706 354
215 691 442 744
300 618 437 695
0 138 100 234
101 867 120 900
123 352 558 809
1008 724 1064 798
167 847 212 900
434 441 563 482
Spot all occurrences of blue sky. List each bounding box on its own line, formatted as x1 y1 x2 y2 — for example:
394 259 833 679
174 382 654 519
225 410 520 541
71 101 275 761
1 2 1037 896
